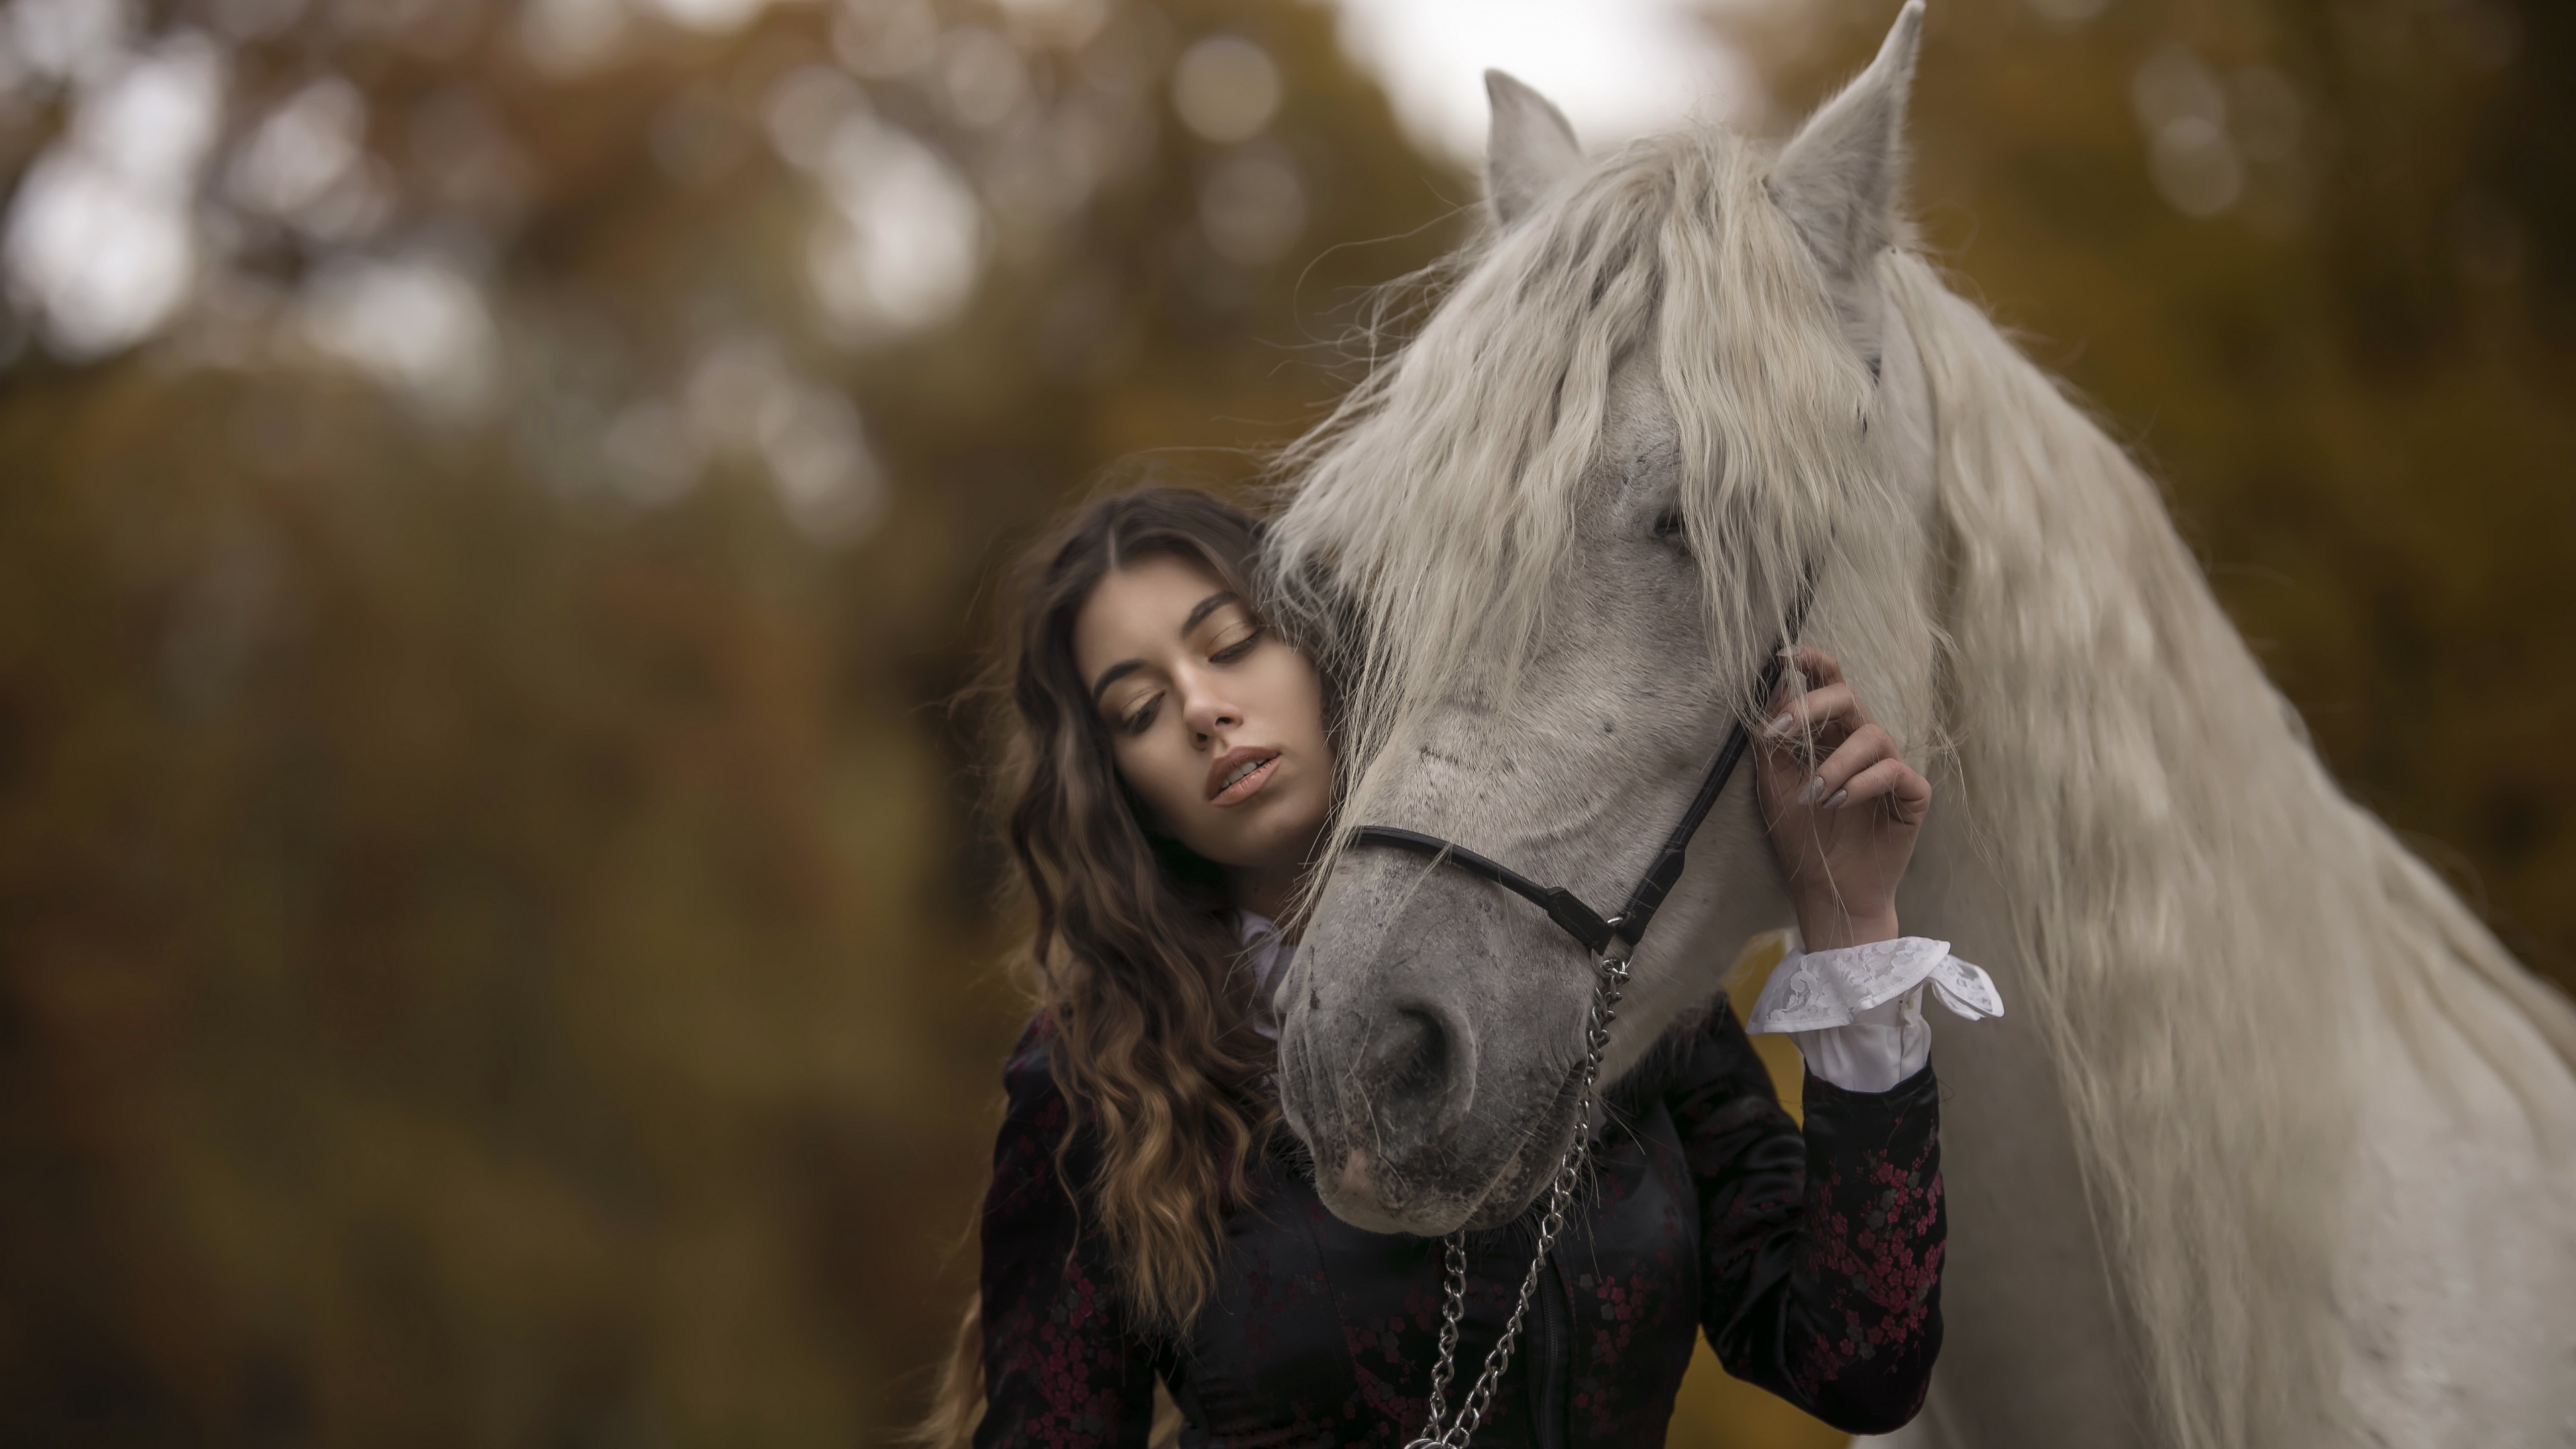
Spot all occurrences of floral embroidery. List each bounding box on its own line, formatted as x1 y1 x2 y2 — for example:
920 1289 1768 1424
1790 1133 1943 1397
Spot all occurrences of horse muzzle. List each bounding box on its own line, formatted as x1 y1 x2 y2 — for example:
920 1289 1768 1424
1275 883 1588 1236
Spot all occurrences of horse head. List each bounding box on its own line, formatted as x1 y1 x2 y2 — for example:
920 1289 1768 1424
1269 5 1945 1234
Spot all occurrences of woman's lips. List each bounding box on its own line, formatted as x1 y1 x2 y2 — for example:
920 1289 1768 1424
1210 755 1280 806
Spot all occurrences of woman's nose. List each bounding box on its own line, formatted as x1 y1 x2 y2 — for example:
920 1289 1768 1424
1179 681 1241 740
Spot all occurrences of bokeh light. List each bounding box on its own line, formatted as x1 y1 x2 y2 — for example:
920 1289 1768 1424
1171 35 1279 144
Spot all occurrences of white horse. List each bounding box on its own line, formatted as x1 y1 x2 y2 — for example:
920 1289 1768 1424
1263 6 2576 1445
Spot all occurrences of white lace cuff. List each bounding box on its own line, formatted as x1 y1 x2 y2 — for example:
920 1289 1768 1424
1746 937 2004 1093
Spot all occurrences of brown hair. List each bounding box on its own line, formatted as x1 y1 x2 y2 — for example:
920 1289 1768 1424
914 487 1299 1448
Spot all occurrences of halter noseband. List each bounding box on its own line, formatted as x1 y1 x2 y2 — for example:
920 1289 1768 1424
1345 625 1801 963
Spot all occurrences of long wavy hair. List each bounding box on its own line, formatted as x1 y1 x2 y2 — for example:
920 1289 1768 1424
914 487 1302 1449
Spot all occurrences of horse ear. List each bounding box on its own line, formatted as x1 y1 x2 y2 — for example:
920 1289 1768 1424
1769 0 1921 290
1485 70 1584 227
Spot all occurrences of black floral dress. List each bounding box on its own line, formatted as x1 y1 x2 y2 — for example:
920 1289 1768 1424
973 997 1944 1449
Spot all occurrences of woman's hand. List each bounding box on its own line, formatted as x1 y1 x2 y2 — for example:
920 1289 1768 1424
1754 646 1929 951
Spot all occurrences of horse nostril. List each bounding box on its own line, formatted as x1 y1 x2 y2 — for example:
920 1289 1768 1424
1362 1004 1467 1140
1385 1008 1448 1095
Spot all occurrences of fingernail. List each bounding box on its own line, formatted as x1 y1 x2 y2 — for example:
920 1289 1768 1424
1823 788 1849 811
1764 712 1793 739
1797 775 1824 806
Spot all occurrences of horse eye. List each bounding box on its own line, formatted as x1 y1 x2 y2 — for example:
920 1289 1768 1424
1651 511 1686 541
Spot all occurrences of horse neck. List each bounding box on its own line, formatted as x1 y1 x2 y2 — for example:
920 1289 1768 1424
1884 251 2399 1448
1889 248 2576 1447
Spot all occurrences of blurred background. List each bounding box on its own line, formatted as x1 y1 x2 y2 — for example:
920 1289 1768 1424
0 0 2566 1444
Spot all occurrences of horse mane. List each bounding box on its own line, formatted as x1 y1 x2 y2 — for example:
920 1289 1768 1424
1884 249 2576 1448
1267 128 1941 853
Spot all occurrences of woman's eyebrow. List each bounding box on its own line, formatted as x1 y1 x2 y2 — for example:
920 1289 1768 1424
1089 659 1142 705
1091 593 1238 704
1180 591 1237 636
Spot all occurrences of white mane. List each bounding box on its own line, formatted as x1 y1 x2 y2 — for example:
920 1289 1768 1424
1266 129 1941 841
1887 249 2576 1446
1267 110 2576 1448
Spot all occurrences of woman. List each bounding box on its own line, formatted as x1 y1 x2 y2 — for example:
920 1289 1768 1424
920 486 1998 1449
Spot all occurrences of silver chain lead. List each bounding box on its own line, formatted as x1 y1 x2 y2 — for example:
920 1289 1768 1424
1404 947 1631 1449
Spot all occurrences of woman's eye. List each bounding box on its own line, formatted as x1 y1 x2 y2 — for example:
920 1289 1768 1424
1211 627 1262 663
1121 697 1160 735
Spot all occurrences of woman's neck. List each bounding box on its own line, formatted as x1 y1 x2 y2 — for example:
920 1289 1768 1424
1229 861 1302 927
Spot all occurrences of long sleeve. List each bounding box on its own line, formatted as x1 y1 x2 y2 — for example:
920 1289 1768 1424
1667 998 1944 1437
975 1022 1155 1449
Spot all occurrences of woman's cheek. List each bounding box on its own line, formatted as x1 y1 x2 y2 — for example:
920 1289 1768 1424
1142 743 1205 837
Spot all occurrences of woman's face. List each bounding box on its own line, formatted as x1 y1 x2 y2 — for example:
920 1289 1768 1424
1073 552 1332 901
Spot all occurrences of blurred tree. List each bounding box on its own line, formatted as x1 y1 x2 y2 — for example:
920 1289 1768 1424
0 0 1464 1442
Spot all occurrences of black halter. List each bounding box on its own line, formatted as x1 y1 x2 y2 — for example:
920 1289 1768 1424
1346 640 1796 962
